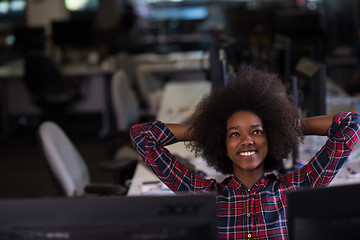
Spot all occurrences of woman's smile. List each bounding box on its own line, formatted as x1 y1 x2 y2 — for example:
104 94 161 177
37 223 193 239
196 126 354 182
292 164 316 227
238 150 257 157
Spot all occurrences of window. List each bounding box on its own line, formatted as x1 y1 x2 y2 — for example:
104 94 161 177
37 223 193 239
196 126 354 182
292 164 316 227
0 0 26 16
64 0 98 12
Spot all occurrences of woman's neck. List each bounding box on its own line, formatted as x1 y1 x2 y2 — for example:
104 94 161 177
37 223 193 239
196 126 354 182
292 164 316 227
233 168 265 190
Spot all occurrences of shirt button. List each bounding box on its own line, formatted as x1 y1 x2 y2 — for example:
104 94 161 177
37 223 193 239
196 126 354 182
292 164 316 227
247 213 251 217
248 233 252 238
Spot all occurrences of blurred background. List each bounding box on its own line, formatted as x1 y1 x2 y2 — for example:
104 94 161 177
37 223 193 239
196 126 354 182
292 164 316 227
1 0 360 198
1 0 359 81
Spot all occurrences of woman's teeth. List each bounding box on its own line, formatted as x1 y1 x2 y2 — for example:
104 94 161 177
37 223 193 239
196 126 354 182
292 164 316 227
239 151 256 156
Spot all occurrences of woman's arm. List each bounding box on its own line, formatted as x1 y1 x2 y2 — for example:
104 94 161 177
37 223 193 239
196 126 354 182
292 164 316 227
284 112 360 188
302 115 334 136
165 124 193 141
130 122 216 193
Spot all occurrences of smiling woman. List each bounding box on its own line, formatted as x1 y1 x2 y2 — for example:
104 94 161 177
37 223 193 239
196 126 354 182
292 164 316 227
130 65 360 240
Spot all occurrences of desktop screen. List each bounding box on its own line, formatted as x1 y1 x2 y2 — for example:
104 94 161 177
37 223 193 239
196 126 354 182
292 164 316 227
287 184 360 240
51 20 95 49
274 8 322 38
209 47 235 88
0 194 217 240
13 27 46 52
295 57 326 117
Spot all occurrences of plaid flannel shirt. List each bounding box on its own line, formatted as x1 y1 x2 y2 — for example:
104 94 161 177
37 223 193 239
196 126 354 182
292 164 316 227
130 112 360 240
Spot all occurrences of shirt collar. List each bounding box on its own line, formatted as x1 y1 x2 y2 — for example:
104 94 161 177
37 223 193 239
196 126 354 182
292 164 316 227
222 173 277 194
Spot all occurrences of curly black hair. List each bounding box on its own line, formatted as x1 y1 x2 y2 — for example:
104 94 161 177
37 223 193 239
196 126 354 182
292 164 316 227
187 65 303 174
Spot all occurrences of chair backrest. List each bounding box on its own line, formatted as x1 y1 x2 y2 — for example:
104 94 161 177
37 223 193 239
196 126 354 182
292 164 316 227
135 69 162 116
110 70 140 131
38 121 90 197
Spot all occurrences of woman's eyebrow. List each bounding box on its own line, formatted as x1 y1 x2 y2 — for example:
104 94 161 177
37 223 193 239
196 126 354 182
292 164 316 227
227 126 239 132
227 124 263 132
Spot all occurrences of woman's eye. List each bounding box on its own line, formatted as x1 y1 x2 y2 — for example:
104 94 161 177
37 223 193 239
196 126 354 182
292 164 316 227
253 129 263 135
230 132 239 137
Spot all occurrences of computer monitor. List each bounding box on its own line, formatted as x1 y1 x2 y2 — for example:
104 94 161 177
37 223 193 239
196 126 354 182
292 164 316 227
51 20 95 49
274 8 323 38
295 57 326 117
287 184 360 240
0 194 217 240
269 34 292 85
13 27 46 53
209 47 235 88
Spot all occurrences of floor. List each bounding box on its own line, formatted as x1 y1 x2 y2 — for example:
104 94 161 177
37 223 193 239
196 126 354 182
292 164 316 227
0 113 115 199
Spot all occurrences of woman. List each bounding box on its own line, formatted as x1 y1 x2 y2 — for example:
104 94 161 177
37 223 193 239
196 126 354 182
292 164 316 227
130 65 360 239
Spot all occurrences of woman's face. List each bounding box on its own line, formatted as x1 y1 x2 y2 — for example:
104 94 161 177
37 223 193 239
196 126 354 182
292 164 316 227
225 111 268 174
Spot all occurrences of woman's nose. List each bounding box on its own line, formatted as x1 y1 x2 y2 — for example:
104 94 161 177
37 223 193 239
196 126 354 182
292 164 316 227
241 135 254 146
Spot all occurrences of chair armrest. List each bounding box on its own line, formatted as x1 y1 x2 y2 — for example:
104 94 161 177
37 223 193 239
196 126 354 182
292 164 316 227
98 158 138 171
85 183 127 196
106 129 129 140
105 130 131 159
98 157 138 186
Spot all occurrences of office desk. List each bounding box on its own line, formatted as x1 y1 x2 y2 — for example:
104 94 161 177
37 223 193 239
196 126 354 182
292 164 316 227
0 59 23 79
134 50 209 81
136 57 208 75
297 135 360 187
130 50 208 67
127 80 223 196
112 50 208 77
0 59 111 79
0 59 112 136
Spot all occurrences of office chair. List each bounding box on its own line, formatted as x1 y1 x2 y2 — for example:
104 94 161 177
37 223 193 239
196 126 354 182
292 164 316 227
24 53 81 121
37 121 136 197
111 70 140 132
135 69 163 117
107 69 150 158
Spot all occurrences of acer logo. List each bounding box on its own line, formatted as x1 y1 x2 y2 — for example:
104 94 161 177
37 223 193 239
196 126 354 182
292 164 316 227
158 203 204 216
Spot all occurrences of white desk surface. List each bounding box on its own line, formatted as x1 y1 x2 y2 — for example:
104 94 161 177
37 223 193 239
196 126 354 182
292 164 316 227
133 50 209 78
130 50 207 65
136 58 208 75
298 135 360 187
0 59 23 79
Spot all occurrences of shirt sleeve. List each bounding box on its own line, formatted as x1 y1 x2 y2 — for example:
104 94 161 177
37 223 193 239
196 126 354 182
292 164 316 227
283 112 360 188
129 121 216 193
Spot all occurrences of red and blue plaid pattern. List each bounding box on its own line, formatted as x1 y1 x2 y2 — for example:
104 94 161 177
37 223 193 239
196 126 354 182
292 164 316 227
130 112 360 240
